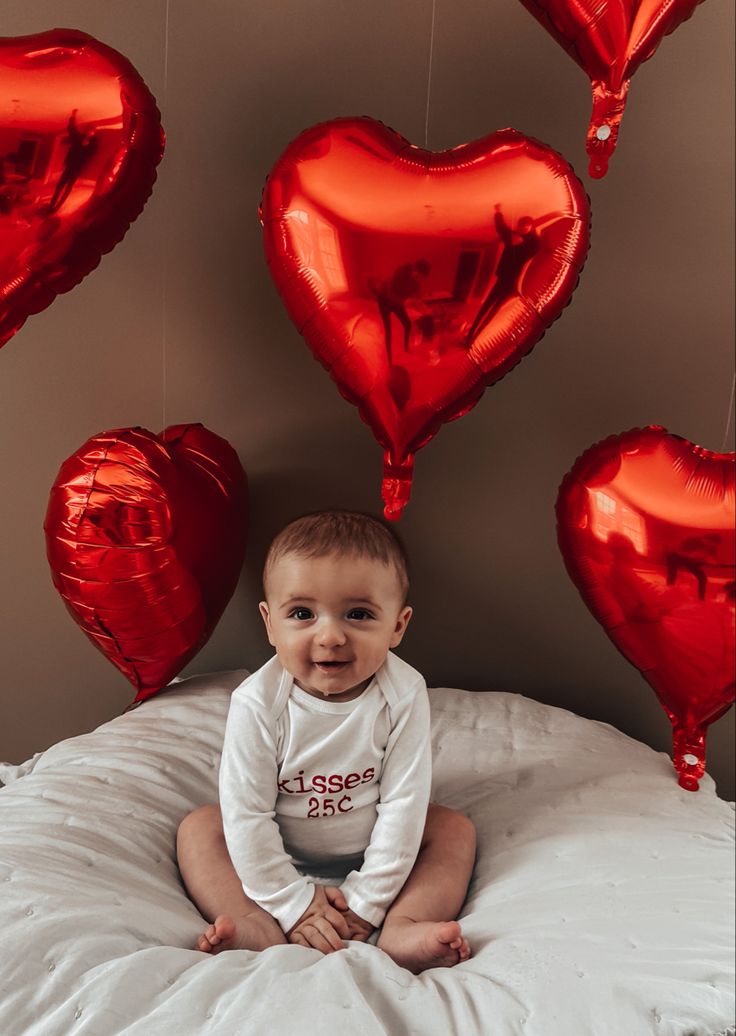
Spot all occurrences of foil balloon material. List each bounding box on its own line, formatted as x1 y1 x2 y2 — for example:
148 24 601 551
0 28 164 347
44 424 248 704
517 0 706 177
261 117 590 519
557 427 735 791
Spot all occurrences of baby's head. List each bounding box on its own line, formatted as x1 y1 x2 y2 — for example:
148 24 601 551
260 511 412 701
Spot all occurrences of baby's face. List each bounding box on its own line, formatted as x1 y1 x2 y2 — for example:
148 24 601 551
260 551 412 702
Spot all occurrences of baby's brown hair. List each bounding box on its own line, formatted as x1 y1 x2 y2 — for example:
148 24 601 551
263 511 410 602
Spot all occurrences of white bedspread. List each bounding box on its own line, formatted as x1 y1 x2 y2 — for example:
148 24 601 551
1 671 733 1036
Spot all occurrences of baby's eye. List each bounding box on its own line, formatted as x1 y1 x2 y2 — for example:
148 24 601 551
347 608 374 621
289 607 314 621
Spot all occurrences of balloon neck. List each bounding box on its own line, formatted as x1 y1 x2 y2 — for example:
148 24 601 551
381 454 414 521
586 80 630 179
671 721 706 793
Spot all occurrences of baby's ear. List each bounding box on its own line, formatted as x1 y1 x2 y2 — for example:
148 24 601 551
259 602 276 646
390 605 413 647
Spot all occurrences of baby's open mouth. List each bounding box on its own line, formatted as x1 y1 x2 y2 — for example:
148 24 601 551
313 660 348 670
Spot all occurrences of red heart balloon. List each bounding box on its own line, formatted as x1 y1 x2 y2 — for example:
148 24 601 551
0 29 164 347
261 117 590 519
517 0 705 177
557 426 735 790
44 424 248 704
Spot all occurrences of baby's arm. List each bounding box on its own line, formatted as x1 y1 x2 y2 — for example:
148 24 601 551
219 686 316 935
339 681 432 929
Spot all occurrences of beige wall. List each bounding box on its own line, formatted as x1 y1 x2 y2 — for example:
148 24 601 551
1 0 734 799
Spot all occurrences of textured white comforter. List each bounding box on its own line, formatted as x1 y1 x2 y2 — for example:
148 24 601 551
1 670 733 1036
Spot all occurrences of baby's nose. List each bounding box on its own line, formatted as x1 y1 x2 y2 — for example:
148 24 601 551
316 617 347 646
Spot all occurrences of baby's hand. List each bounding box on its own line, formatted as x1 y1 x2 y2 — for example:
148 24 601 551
287 885 350 953
339 905 375 943
325 886 375 942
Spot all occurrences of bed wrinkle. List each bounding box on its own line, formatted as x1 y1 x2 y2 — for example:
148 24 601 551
33 754 219 785
453 965 533 1020
311 951 436 1036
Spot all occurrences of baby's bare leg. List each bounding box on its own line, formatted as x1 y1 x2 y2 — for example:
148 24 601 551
377 803 476 974
176 804 287 952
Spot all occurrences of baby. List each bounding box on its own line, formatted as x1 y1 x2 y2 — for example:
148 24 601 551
176 510 476 974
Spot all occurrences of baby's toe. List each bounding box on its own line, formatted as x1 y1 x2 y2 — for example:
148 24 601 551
436 921 462 945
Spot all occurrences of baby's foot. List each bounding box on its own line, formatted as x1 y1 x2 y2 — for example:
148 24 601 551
198 915 239 953
197 912 287 954
378 918 471 974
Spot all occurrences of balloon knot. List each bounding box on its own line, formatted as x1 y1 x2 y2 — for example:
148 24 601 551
671 723 706 793
381 454 414 521
586 80 630 179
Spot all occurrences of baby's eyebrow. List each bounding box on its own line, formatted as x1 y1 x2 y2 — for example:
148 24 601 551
280 595 382 610
345 598 382 610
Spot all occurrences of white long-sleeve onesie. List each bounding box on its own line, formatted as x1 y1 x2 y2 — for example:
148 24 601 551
218 652 432 932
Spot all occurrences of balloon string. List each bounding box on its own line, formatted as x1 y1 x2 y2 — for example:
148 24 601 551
161 0 171 432
721 372 736 453
424 0 437 149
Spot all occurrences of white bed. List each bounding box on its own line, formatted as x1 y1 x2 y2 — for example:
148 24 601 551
1 669 733 1036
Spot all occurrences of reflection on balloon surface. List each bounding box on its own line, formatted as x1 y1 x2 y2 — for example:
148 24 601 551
261 117 590 518
516 0 706 176
557 427 735 790
0 29 164 347
44 425 248 704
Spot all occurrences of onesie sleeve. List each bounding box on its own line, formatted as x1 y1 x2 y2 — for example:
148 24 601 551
339 677 432 927
218 684 314 933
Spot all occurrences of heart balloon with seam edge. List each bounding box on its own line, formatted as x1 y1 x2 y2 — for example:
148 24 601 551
557 426 735 790
44 424 248 704
0 28 164 348
261 116 590 519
